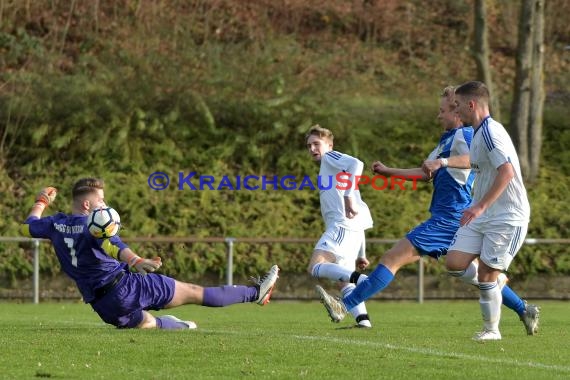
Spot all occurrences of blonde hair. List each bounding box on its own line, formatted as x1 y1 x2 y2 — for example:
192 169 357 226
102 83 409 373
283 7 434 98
441 85 457 110
305 124 334 143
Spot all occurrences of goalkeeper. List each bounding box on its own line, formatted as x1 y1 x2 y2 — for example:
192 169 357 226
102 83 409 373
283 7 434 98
21 178 279 330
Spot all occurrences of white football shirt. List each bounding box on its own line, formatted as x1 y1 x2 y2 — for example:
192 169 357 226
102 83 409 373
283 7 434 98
470 117 530 224
318 151 373 231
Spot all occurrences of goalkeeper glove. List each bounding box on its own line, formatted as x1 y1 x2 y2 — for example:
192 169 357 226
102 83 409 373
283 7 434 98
129 256 162 275
36 187 57 207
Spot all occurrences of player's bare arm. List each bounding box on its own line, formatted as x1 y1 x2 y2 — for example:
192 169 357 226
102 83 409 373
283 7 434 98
342 156 365 219
421 154 471 177
372 161 430 181
343 196 358 219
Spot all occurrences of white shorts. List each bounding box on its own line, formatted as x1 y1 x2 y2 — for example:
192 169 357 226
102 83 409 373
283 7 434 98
314 226 365 271
449 220 528 270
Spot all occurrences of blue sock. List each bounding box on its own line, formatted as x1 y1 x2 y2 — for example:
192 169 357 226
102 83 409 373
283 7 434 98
501 285 526 316
202 285 258 307
344 264 394 310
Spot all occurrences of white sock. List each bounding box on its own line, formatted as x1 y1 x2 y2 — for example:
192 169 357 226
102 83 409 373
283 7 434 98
312 263 353 282
341 284 370 324
479 281 502 332
460 260 479 286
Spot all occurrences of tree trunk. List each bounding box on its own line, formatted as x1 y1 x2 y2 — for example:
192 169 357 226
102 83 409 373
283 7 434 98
510 0 535 178
473 0 501 120
528 0 545 183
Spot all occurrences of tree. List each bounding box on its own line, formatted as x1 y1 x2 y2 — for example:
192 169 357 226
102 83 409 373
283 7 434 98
473 0 501 120
528 0 545 182
510 0 545 181
510 0 534 177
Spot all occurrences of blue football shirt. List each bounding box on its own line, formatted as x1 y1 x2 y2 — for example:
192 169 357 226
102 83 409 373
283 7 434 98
427 126 476 220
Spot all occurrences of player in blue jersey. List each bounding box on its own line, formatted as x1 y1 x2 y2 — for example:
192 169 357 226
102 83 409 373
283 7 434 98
20 178 279 330
316 86 539 335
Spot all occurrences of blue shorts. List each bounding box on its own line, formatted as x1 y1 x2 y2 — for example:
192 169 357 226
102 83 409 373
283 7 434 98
90 271 176 328
406 216 460 259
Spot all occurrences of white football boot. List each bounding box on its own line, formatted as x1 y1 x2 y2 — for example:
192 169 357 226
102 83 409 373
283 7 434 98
253 265 280 305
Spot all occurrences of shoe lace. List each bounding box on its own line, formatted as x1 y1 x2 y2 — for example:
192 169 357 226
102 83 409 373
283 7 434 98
331 296 346 312
250 266 277 286
250 271 271 286
249 275 262 285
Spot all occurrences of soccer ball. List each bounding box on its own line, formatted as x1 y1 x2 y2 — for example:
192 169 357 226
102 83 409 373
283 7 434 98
87 207 121 238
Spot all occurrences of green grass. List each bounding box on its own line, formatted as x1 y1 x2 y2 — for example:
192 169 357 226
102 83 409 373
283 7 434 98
0 301 568 379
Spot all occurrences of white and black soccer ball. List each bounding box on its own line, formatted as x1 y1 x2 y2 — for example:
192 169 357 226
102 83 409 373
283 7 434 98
87 207 121 239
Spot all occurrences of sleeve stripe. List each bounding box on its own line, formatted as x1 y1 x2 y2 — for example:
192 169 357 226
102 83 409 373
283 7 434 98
20 224 32 237
326 151 342 160
101 239 121 260
481 123 495 152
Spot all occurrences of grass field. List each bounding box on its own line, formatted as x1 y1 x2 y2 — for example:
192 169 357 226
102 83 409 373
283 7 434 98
1 300 568 379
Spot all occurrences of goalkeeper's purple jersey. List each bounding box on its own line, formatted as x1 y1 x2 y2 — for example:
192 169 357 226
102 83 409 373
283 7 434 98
24 212 128 303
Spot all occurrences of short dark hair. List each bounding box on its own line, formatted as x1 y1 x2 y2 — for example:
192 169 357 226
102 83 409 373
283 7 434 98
455 81 490 106
72 178 105 199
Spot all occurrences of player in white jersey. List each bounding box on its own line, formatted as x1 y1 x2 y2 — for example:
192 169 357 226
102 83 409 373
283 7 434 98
447 81 532 341
306 125 374 328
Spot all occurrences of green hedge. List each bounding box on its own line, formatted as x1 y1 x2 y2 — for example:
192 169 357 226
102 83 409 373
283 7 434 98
1 1 568 281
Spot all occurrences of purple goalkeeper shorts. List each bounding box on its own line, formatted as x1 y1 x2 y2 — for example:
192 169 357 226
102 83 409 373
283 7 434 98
89 271 176 328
